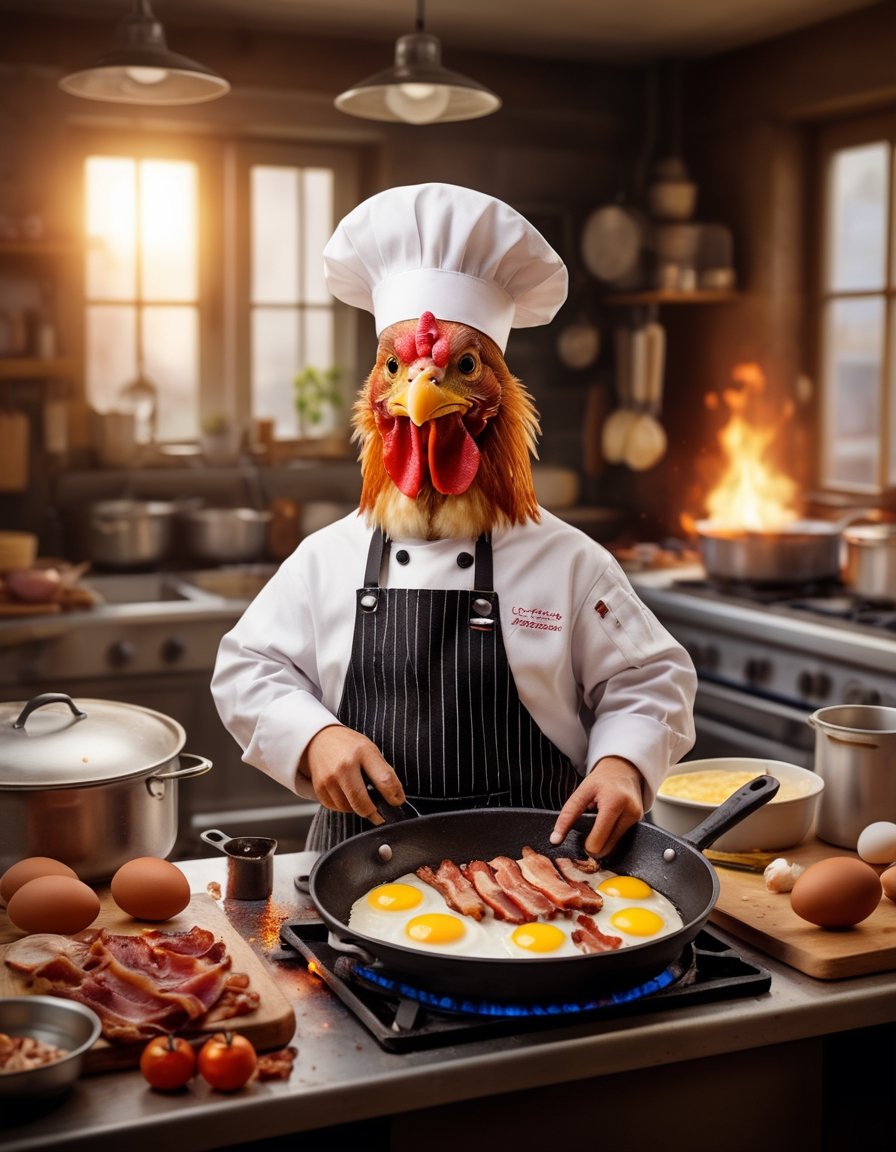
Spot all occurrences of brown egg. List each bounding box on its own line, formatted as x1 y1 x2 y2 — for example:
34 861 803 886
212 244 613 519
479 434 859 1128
6 875 101 935
790 856 882 928
111 857 191 921
0 856 79 905
882 864 896 904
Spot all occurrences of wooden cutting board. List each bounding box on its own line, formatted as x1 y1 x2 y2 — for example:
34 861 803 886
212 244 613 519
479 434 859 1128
709 836 896 980
0 891 296 1073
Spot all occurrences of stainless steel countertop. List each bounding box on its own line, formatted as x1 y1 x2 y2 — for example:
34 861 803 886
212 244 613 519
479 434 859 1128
3 851 896 1152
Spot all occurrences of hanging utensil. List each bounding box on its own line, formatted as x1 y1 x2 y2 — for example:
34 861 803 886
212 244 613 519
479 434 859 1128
601 327 638 464
624 321 667 471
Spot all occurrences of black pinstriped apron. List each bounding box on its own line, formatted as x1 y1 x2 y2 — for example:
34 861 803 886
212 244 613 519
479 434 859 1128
306 529 579 851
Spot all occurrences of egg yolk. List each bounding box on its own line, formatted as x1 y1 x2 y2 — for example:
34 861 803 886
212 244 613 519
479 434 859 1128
598 875 654 900
510 922 567 953
405 913 466 945
610 907 665 936
367 883 424 912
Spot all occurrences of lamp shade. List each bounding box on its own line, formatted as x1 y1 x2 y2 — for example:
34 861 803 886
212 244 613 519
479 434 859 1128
59 0 229 106
335 32 500 125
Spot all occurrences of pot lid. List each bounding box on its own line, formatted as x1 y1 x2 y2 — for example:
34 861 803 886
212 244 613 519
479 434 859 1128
0 694 186 789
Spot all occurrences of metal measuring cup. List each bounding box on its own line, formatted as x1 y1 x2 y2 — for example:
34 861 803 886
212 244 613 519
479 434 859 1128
200 828 278 900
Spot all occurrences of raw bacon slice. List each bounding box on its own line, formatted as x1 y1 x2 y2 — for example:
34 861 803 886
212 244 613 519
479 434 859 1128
463 860 527 924
415 860 487 921
488 856 558 920
517 847 602 912
5 925 258 1044
571 914 623 953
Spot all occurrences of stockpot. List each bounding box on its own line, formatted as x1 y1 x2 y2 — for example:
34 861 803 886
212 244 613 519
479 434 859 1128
809 704 896 848
0 693 212 883
86 499 178 568
842 523 896 602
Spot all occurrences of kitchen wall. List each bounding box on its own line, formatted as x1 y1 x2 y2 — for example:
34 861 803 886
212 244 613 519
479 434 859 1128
1 4 895 553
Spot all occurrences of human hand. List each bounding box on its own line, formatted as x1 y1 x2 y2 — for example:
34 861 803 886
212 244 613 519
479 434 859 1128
300 724 406 825
549 756 644 858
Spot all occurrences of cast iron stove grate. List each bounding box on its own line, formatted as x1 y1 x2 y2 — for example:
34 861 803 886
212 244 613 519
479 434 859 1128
280 922 771 1052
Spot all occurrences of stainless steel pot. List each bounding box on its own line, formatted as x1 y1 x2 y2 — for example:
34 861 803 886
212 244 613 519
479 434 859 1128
183 507 272 563
0 693 212 883
808 704 896 848
86 499 178 568
696 518 843 584
842 523 896 602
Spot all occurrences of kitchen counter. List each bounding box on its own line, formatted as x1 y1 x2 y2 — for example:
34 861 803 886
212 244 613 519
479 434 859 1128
3 853 895 1152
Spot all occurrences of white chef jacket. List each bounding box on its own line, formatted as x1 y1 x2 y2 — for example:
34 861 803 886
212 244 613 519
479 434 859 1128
211 508 697 810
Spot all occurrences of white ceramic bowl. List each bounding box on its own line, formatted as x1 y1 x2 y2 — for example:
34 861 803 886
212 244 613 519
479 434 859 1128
651 757 824 852
0 996 101 1098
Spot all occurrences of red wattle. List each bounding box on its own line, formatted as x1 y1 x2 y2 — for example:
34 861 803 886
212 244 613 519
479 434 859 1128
428 413 480 495
381 416 425 498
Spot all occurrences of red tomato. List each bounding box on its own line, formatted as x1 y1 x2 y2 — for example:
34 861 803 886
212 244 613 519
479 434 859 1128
197 1031 258 1092
139 1034 196 1091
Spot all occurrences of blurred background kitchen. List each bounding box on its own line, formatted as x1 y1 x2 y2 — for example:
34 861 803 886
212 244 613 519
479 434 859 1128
0 0 894 855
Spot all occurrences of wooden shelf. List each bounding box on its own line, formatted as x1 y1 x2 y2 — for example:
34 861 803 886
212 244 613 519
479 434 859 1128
0 356 77 380
600 289 740 306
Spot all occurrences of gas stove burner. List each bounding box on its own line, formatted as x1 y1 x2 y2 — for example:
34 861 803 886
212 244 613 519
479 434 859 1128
280 922 771 1051
346 953 686 1018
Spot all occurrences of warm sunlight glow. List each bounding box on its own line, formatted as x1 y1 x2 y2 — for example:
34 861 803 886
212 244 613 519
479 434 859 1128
696 363 800 533
141 161 197 300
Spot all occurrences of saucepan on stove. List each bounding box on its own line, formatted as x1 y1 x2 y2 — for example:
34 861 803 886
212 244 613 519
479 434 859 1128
309 775 779 1000
842 523 896 603
0 693 212 883
695 510 880 586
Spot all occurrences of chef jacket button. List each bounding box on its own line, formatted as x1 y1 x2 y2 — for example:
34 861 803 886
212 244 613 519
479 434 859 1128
456 552 474 569
395 549 410 565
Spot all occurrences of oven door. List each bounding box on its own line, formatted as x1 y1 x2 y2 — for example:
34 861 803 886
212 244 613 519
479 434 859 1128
688 681 815 768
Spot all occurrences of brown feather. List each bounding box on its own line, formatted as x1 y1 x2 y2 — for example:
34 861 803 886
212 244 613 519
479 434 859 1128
353 321 542 541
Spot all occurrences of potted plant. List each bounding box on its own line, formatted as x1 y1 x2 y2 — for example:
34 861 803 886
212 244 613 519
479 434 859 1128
293 366 342 439
199 412 242 465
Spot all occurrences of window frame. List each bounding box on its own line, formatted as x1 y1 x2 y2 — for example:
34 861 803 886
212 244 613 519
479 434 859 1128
814 108 896 497
69 128 361 446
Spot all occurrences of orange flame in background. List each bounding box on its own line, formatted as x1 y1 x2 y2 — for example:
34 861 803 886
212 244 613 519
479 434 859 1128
684 363 799 535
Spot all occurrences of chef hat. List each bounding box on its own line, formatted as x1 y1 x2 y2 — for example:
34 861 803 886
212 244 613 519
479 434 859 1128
323 182 568 352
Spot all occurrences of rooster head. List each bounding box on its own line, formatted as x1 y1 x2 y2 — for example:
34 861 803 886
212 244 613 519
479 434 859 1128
353 311 541 540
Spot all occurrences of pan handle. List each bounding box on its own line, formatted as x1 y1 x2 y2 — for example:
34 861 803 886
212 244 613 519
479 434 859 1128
679 773 780 852
365 783 421 824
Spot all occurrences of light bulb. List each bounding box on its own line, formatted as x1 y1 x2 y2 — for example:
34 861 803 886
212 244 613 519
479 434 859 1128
384 82 451 124
125 66 168 86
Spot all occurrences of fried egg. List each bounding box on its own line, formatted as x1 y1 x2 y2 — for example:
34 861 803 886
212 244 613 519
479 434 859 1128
347 860 684 960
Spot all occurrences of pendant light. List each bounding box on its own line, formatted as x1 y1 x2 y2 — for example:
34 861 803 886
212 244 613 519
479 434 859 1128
59 0 229 106
335 0 500 125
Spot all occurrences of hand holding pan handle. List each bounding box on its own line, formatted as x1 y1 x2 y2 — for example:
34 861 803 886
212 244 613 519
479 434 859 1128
681 773 780 853
365 782 421 824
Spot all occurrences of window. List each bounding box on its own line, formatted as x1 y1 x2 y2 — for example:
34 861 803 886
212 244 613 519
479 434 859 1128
81 135 359 447
817 112 896 494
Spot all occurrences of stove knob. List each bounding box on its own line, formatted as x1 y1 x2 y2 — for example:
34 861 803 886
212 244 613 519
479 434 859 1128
692 643 719 671
845 683 882 706
798 671 833 698
745 658 771 686
107 640 136 669
161 636 186 664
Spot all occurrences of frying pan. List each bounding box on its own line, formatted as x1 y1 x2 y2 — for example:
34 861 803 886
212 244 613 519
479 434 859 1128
309 774 779 1000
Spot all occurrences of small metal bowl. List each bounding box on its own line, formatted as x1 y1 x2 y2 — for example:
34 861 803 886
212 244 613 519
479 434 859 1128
0 996 102 1098
651 757 824 853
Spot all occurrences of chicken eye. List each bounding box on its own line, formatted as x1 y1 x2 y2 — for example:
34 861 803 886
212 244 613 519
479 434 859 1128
458 353 478 375
385 356 400 375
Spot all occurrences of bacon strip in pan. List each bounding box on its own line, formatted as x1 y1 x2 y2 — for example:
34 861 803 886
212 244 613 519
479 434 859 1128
571 914 623 953
488 856 558 920
415 860 487 920
462 860 528 923
517 847 603 913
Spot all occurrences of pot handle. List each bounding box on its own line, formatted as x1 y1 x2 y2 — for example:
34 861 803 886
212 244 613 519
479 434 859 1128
680 773 780 853
153 753 213 780
326 930 378 966
13 692 86 729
